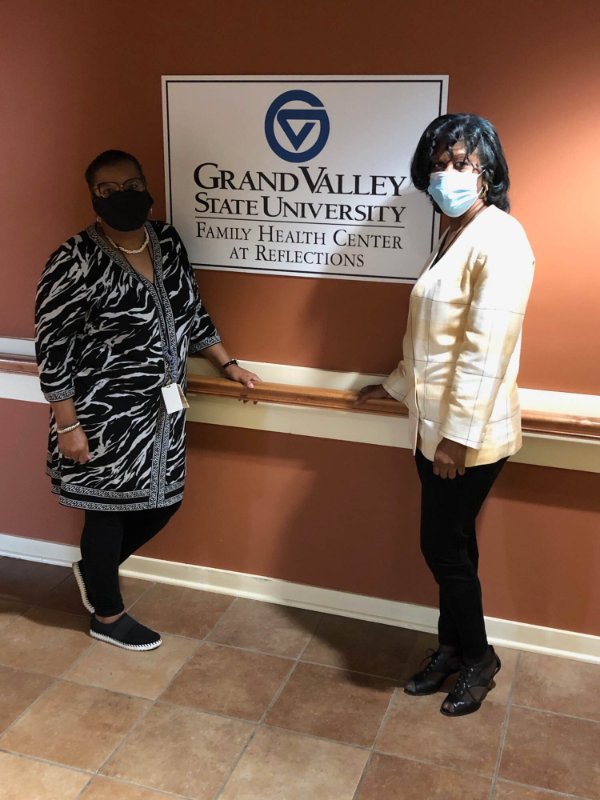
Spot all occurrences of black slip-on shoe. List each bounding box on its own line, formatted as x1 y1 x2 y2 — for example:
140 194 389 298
72 560 95 614
90 613 162 651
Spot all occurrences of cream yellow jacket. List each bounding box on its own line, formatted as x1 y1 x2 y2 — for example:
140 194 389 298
383 205 535 467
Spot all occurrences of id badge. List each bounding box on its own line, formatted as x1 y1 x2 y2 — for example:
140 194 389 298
161 383 189 414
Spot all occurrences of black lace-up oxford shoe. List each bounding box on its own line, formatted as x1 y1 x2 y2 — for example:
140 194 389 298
440 646 501 716
404 648 462 696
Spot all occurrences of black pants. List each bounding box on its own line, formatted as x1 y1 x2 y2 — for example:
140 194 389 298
80 502 181 616
415 449 506 660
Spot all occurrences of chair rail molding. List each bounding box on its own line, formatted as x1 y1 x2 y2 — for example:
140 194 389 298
1 338 599 473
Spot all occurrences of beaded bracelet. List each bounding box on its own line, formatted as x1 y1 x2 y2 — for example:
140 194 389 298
221 359 239 370
57 421 81 435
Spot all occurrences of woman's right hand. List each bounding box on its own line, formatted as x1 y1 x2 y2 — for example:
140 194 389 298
354 383 392 406
58 427 91 464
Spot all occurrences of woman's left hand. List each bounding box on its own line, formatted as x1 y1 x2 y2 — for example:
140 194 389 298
433 438 468 479
223 364 261 389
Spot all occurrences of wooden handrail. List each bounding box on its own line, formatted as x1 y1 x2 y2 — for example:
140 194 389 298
187 376 600 439
519 411 600 439
2 353 599 440
187 374 402 416
0 354 37 376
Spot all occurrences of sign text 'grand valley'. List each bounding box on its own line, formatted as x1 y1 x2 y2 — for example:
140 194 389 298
193 163 407 223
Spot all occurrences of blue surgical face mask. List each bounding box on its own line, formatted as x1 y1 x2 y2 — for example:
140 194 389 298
428 170 482 217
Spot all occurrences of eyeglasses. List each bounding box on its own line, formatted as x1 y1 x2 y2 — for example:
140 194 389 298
430 157 482 174
92 177 146 198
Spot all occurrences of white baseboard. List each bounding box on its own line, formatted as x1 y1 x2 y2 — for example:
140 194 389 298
1 532 598 664
0 533 80 565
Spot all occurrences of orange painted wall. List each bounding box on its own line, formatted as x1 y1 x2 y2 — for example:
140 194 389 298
1 0 600 391
2 399 599 636
1 1 599 638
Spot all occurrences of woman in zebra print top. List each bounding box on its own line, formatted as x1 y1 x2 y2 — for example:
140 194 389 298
35 150 259 651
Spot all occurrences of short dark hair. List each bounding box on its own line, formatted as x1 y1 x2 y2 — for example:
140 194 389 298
410 114 510 211
84 149 144 188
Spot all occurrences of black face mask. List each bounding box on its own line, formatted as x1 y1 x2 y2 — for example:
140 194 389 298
93 189 154 231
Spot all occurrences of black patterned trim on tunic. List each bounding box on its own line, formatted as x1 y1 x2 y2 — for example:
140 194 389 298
190 334 222 353
46 461 60 479
148 409 167 508
58 493 184 512
56 483 149 499
49 472 185 501
45 388 76 402
157 412 172 507
148 224 180 375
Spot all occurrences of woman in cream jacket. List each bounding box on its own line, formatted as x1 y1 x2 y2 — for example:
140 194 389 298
357 114 534 716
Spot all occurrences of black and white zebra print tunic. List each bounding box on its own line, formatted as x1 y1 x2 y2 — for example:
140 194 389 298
35 220 220 511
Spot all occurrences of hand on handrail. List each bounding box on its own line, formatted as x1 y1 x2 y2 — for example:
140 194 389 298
354 383 392 407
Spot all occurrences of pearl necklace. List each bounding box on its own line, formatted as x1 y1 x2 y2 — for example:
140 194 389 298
105 227 150 254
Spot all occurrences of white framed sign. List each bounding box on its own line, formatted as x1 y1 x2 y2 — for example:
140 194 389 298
162 76 447 282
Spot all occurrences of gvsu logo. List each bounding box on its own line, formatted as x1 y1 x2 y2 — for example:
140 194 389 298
265 90 330 163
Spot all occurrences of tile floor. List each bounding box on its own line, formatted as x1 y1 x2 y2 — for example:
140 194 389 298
0 556 599 800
